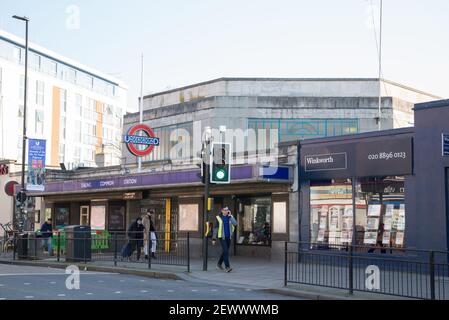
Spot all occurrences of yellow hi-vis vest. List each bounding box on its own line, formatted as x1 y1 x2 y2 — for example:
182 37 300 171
216 215 235 239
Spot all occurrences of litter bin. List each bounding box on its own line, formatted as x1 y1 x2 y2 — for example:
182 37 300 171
17 233 28 260
65 226 91 262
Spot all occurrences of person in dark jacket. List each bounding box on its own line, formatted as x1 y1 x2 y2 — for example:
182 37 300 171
128 217 144 260
40 218 53 255
212 207 237 272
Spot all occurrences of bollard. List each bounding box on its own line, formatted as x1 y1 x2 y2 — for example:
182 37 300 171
114 232 118 267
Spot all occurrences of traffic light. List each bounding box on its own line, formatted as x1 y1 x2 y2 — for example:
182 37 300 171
210 142 231 184
16 190 27 204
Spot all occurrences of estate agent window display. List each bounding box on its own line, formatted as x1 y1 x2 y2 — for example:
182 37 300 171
309 177 406 252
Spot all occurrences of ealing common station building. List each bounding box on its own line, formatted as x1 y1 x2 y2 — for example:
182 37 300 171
24 78 449 259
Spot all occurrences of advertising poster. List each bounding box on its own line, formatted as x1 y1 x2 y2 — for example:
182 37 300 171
368 204 382 217
91 205 106 230
364 231 378 244
342 216 353 230
395 232 405 246
341 231 353 243
27 139 46 191
317 230 326 242
367 217 380 230
383 216 392 231
382 231 391 245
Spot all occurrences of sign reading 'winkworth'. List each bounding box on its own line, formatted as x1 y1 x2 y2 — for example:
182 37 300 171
304 153 347 172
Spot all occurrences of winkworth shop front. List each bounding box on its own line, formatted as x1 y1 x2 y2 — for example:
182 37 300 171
298 99 449 252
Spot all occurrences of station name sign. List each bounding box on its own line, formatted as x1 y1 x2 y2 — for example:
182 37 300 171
300 136 413 179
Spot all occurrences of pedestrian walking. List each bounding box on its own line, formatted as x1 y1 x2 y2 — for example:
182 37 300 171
40 218 53 256
212 206 237 272
142 209 157 259
127 217 144 261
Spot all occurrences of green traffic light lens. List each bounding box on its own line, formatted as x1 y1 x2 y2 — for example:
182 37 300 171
216 170 225 180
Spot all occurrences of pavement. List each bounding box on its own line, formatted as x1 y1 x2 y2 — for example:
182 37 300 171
0 252 412 300
0 264 301 300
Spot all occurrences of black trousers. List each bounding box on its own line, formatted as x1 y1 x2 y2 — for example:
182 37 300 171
218 238 231 268
130 240 143 260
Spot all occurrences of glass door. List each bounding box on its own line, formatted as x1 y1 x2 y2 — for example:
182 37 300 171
80 205 90 226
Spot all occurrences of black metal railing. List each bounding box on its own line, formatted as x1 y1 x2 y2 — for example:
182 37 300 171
11 230 190 272
284 241 449 300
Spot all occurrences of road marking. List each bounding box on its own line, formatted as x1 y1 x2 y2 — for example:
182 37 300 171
0 298 5 300
191 289 198 292
245 289 252 291
115 291 121 294
228 289 235 292
50 282 56 285
24 283 31 285
140 280 145 282
120 280 125 282
0 272 117 277
86 293 93 295
167 290 174 293
140 290 148 293
57 294 66 297
25 296 34 299
0 284 4 287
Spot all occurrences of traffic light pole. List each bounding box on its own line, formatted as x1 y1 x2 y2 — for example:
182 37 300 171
202 162 210 271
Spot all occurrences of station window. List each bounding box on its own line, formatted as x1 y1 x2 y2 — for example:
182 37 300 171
237 197 272 246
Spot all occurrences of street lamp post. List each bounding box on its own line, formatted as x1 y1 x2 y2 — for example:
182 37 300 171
13 15 30 232
202 127 212 271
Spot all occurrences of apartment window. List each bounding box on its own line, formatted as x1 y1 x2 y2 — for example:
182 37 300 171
64 67 76 84
59 144 65 164
35 110 44 135
75 94 82 116
77 73 93 89
73 147 81 163
84 149 94 162
60 116 66 140
13 46 22 64
75 120 82 141
31 54 41 71
60 89 67 113
42 58 57 77
36 81 44 106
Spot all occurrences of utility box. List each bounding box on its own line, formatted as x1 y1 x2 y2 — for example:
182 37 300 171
65 225 91 262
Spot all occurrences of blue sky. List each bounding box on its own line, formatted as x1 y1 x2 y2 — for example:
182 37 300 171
1 0 448 112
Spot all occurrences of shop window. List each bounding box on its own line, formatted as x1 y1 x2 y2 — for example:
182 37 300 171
179 204 199 232
237 197 271 245
273 201 287 234
355 177 405 249
54 206 70 227
108 204 125 231
91 205 106 230
310 180 353 247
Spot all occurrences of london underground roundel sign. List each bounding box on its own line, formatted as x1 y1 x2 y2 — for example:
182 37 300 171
125 124 160 157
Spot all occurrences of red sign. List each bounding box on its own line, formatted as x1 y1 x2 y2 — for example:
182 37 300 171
0 164 9 175
124 124 160 157
4 181 18 197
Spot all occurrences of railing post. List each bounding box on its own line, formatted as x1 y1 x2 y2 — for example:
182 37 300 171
187 232 190 273
147 231 153 269
349 244 354 295
83 234 87 265
34 234 37 260
284 241 288 287
13 233 16 260
57 232 61 262
430 251 435 300
114 232 117 267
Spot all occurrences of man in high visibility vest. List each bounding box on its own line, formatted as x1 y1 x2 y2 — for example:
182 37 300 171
212 206 237 272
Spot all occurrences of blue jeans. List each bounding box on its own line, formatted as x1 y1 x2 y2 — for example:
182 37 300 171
42 237 52 255
218 238 231 268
